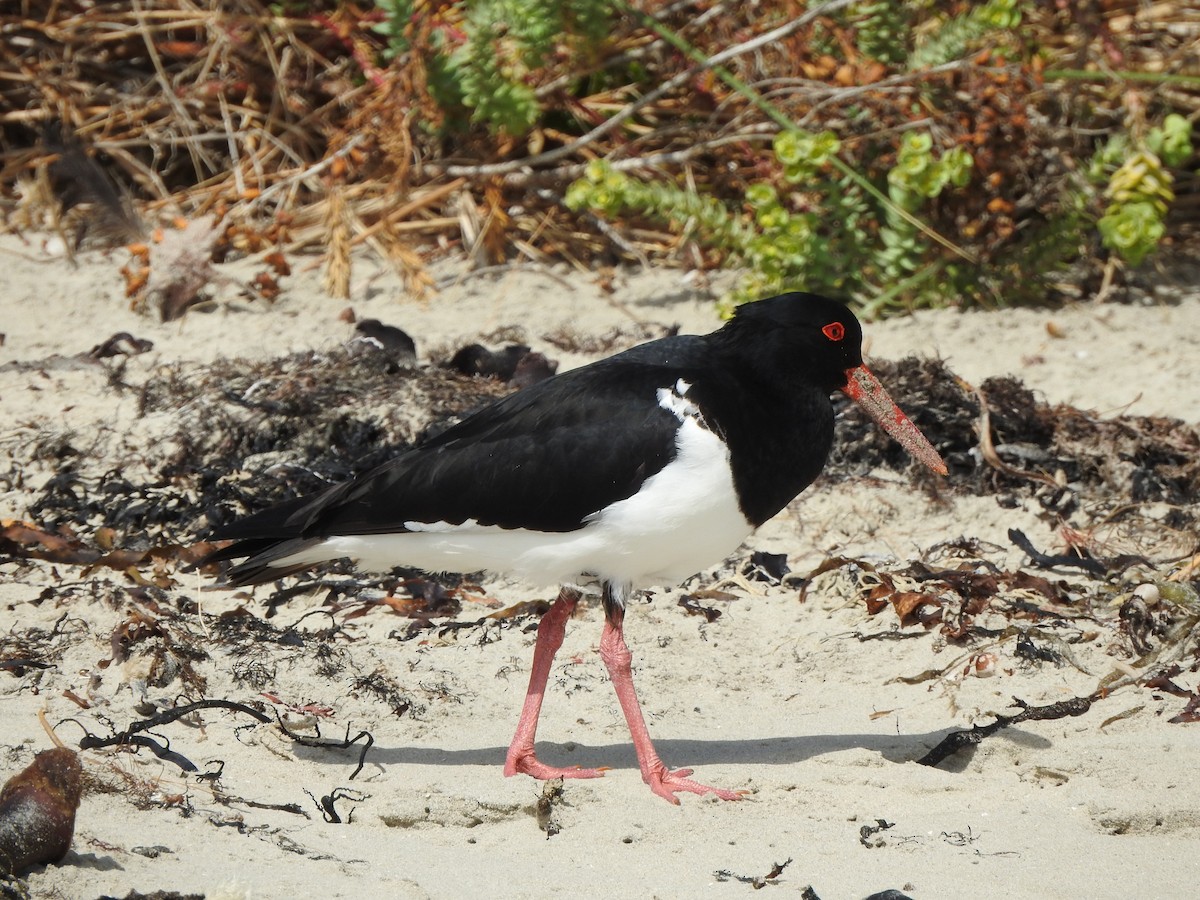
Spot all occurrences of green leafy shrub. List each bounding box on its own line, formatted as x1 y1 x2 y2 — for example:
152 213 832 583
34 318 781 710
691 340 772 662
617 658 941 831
374 0 613 136
908 0 1024 70
852 2 911 66
1090 114 1194 267
878 133 972 282
567 127 972 316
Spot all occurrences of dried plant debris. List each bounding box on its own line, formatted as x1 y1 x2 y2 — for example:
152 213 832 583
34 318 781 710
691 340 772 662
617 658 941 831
307 786 368 824
140 216 224 321
0 613 88 683
714 857 792 888
807 540 1200 726
916 696 1095 768
534 778 565 839
743 551 791 584
858 818 896 849
1144 666 1200 724
0 521 211 587
677 593 724 623
5 0 1196 304
828 358 1200 529
1008 527 1144 577
849 550 1199 667
76 700 272 773
855 555 1088 638
18 347 514 551
393 598 547 643
348 670 421 719
274 719 375 780
89 333 154 360
0 748 83 877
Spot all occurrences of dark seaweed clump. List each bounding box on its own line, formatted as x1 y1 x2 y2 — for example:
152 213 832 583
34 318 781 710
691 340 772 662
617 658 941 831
826 356 1199 529
25 348 513 545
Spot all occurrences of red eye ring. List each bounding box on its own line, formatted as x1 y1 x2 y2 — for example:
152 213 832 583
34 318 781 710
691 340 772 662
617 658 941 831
822 321 845 342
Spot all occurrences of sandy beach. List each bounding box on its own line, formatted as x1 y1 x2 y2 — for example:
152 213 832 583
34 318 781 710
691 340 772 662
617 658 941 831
2 232 1199 899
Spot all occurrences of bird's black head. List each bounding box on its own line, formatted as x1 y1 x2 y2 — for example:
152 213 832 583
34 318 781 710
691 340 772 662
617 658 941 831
715 291 948 478
723 292 864 391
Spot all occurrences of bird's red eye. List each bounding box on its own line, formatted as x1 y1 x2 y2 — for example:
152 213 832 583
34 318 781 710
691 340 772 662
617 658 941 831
822 322 845 341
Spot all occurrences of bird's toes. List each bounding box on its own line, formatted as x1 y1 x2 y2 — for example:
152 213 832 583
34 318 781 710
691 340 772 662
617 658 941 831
506 753 607 781
646 765 746 803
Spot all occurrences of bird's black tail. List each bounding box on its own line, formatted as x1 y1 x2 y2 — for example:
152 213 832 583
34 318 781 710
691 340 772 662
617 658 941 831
202 493 328 586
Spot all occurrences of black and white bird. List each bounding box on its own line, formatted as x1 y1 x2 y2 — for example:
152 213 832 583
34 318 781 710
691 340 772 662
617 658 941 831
209 292 946 804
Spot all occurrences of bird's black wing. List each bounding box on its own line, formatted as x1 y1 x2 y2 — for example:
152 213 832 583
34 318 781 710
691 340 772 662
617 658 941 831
214 335 711 549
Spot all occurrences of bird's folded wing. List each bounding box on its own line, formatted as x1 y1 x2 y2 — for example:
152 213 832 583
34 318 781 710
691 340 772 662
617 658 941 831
213 361 696 545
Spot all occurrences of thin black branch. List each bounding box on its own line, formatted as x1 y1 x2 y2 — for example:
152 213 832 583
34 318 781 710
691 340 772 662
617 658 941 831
917 695 1095 768
275 716 375 780
77 699 271 772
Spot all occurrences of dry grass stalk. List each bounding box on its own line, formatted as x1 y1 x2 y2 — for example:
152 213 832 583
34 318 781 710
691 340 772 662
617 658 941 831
322 182 352 301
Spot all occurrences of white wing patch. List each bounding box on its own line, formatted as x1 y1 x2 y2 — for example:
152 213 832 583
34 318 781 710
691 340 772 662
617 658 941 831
657 378 700 422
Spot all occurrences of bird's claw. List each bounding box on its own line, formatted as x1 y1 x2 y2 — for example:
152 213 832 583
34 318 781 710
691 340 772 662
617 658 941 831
505 751 608 781
644 763 747 804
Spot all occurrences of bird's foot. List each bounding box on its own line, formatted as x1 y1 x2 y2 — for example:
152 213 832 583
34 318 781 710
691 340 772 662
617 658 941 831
505 749 608 781
643 763 747 805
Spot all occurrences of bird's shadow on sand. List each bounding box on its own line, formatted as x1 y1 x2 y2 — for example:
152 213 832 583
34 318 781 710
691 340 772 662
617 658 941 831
307 727 1051 775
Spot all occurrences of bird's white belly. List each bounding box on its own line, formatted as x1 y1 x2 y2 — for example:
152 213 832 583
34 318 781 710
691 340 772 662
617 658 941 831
289 417 752 588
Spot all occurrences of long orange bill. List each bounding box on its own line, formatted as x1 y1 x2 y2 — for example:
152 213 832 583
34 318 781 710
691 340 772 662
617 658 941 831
842 364 948 476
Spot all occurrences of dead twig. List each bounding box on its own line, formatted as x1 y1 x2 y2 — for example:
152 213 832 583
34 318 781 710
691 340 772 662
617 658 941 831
432 0 860 179
274 716 375 780
75 699 271 772
916 695 1095 768
965 380 1062 489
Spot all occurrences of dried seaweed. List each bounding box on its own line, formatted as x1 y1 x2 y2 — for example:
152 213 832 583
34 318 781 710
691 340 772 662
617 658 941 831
534 778 565 839
21 347 513 548
1145 666 1200 724
308 786 368 825
916 696 1095 767
714 857 793 887
829 357 1200 533
274 718 374 781
76 699 272 772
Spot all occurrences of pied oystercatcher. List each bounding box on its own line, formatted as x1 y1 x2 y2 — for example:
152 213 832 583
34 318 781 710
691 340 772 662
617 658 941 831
210 292 946 803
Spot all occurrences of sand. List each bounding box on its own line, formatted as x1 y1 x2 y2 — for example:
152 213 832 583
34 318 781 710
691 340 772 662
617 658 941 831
2 232 1199 899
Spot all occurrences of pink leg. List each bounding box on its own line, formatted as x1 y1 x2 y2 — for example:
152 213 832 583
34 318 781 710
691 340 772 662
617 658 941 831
504 587 607 781
599 607 745 804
